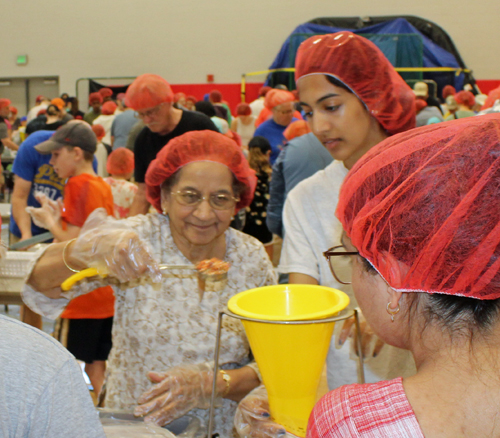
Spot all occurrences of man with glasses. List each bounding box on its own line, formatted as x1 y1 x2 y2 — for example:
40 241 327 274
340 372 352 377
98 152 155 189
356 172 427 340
126 74 218 215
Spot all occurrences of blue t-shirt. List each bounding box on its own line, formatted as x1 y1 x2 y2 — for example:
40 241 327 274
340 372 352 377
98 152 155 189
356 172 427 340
10 130 98 238
110 110 137 149
253 118 298 164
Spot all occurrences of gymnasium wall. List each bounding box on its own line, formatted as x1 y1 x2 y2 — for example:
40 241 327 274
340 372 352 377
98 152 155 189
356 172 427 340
1 0 499 109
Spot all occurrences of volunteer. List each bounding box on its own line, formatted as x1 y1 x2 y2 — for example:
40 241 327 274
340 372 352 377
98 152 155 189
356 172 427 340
23 130 276 437
310 114 500 437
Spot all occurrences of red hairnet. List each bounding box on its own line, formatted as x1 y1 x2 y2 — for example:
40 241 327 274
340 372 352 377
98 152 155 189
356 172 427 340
264 89 295 110
174 92 186 103
283 120 311 141
99 87 113 98
89 93 103 104
186 95 197 104
91 124 105 140
0 99 11 109
125 74 174 110
107 148 134 175
236 103 251 116
482 86 500 110
9 106 17 115
442 85 456 100
258 86 272 98
454 90 475 108
337 114 500 300
295 32 416 136
415 98 428 113
35 95 44 103
101 101 117 115
145 130 256 213
209 90 222 103
37 109 47 116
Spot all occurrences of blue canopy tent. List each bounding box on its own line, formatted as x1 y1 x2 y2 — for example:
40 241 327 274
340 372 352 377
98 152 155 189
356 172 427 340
267 16 475 98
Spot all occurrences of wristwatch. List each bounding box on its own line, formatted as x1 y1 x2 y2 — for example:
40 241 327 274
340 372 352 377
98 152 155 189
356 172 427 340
219 370 231 396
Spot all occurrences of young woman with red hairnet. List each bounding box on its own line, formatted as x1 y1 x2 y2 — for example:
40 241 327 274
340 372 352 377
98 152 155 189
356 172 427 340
23 130 276 436
235 32 417 436
444 90 476 121
308 114 500 437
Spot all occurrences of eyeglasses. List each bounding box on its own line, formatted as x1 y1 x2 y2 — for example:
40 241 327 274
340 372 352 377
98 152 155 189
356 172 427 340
323 245 359 284
171 190 239 210
135 103 166 120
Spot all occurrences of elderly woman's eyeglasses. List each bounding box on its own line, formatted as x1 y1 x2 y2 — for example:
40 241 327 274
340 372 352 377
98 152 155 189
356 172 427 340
171 190 239 210
135 103 166 120
323 245 359 285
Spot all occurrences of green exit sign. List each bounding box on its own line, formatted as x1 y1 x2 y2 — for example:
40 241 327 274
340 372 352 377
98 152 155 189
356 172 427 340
17 55 28 65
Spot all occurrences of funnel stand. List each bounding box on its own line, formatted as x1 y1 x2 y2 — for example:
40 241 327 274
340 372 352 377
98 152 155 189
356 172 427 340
207 308 365 437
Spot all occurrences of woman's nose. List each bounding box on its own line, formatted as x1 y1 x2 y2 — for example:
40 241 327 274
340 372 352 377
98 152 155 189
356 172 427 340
311 112 332 136
192 199 215 220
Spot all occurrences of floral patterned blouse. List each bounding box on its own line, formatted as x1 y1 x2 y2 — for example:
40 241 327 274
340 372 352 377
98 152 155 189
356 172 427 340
103 177 138 219
22 213 277 437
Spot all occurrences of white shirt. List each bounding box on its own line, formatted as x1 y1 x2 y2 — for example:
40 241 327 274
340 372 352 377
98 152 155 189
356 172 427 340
93 114 116 145
279 160 416 389
249 98 265 118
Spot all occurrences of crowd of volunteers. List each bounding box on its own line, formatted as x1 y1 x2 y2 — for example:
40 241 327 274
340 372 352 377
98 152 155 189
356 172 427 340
0 29 498 437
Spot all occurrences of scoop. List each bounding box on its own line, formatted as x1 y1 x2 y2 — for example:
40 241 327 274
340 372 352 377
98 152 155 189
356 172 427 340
61 258 230 301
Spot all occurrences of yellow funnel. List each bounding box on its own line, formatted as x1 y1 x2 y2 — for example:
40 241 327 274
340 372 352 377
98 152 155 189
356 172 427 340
228 285 349 437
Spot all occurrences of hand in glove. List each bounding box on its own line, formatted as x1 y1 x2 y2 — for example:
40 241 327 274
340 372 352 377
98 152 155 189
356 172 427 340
336 309 385 359
25 192 63 231
134 363 217 426
68 208 161 283
234 385 287 438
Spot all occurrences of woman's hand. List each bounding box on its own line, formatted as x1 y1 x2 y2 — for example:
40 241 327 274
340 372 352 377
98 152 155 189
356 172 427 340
234 386 287 438
69 208 161 283
336 309 385 359
134 363 215 426
25 192 63 231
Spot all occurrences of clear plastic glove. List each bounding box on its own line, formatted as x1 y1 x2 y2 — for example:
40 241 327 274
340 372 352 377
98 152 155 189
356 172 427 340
134 363 217 427
25 192 63 230
234 385 287 438
336 308 385 359
70 207 161 283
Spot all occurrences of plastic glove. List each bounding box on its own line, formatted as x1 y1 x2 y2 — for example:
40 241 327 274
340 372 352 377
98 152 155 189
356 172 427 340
70 207 161 284
336 308 385 359
25 192 63 230
234 386 287 438
134 363 217 427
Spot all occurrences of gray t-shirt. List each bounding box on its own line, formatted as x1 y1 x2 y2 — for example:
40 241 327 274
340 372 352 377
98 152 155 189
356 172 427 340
110 110 137 149
0 314 105 437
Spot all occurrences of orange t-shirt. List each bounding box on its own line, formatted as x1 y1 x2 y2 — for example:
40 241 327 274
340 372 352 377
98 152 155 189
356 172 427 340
60 173 116 319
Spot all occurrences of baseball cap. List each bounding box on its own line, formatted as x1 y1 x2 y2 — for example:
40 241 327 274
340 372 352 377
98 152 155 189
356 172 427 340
413 82 428 97
35 122 97 154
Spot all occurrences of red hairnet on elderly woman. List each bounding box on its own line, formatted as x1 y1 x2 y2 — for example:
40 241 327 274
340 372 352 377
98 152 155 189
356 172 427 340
22 130 277 436
307 114 500 437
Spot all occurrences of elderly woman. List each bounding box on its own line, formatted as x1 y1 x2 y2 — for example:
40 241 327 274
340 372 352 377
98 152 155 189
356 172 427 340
308 114 500 437
23 130 276 437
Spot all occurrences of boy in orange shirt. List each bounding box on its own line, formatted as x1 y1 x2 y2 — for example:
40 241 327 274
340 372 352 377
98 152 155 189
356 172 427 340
29 122 115 397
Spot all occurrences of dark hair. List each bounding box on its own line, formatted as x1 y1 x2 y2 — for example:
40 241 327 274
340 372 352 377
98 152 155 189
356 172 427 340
46 104 60 116
359 254 500 335
248 136 271 154
195 101 216 118
325 75 353 93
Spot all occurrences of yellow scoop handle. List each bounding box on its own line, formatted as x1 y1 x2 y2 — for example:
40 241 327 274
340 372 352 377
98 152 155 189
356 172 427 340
61 268 101 291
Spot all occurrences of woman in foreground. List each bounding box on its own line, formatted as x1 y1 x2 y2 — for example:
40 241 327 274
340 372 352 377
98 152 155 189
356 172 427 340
23 130 276 437
309 114 500 437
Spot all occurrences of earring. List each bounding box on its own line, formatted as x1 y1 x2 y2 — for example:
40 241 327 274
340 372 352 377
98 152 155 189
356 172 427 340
386 302 400 322
162 209 167 215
